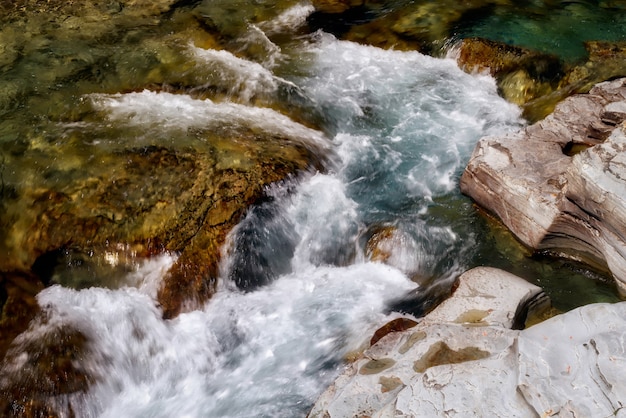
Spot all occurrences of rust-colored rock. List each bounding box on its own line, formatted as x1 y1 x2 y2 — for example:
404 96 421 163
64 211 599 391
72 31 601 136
311 0 364 14
370 317 418 346
157 160 316 319
456 38 564 109
0 272 43 363
0 323 91 417
342 1 510 53
365 226 397 263
562 41 626 93
457 38 626 122
4 136 322 319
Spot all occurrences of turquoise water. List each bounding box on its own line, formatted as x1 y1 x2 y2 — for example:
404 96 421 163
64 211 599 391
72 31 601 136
454 2 626 62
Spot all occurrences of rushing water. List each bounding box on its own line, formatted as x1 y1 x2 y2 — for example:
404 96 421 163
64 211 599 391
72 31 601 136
1 1 624 417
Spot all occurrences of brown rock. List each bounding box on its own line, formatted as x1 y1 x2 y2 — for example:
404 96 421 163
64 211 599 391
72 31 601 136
0 272 43 362
365 226 397 263
0 323 91 417
561 41 626 94
370 317 418 346
157 159 316 319
311 0 365 14
456 38 565 112
4 133 323 319
343 1 511 53
455 39 626 122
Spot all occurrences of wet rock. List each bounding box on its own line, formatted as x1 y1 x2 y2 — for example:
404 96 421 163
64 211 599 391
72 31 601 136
0 0 177 18
0 322 91 417
560 41 626 96
364 224 431 286
3 126 324 318
456 38 626 122
0 272 43 362
461 78 626 296
338 1 510 53
311 0 365 14
309 267 553 417
456 38 565 112
365 225 398 264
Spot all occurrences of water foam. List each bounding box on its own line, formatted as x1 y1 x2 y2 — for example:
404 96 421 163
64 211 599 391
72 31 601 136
89 90 329 151
298 35 523 203
29 260 413 418
259 3 315 35
191 47 279 100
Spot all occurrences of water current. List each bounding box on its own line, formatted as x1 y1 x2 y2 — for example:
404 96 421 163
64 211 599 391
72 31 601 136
1 1 624 417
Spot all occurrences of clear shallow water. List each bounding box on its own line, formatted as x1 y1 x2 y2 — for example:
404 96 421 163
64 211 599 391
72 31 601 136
454 2 626 62
1 1 624 417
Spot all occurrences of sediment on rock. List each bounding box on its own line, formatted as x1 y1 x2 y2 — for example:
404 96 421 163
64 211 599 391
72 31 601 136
310 267 626 417
309 267 557 417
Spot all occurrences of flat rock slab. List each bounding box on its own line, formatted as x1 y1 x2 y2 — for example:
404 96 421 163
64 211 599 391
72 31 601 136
460 78 626 295
309 268 626 417
423 266 543 329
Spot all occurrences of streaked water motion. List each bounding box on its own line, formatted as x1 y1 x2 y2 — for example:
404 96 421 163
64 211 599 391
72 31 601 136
1 2 623 417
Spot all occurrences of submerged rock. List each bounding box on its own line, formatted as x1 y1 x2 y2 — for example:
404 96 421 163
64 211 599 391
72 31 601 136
311 0 365 14
456 38 564 107
0 322 91 417
456 38 626 122
461 78 626 296
563 41 626 90
308 0 511 53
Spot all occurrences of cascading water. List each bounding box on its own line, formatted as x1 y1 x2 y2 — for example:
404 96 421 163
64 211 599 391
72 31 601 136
3 28 525 416
2 2 623 417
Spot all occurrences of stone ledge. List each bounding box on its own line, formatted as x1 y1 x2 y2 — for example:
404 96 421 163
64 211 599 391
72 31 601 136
461 78 626 295
309 267 626 417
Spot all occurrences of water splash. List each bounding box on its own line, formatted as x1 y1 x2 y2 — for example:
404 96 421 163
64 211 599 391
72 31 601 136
19 257 413 418
5 35 526 418
88 90 329 152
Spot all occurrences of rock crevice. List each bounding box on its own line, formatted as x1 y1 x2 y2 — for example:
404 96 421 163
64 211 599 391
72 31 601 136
309 268 626 417
461 78 626 294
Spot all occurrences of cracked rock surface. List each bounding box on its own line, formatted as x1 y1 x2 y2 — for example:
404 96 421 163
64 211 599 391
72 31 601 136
308 267 626 417
460 78 626 295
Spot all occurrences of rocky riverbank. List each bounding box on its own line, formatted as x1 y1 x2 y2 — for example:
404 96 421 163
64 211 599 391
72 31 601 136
309 268 626 417
306 4 626 415
1 1 626 416
461 77 626 296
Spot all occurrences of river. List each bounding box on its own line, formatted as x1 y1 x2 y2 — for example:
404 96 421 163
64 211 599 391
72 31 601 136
1 1 624 416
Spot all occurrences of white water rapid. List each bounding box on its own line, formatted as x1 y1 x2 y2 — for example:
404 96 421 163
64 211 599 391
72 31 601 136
10 32 524 417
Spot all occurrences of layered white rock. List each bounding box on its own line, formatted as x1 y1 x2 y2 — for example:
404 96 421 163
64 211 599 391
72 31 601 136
309 267 626 417
460 78 626 295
